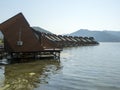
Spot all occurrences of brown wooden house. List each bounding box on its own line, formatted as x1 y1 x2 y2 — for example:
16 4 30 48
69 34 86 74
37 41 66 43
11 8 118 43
0 12 98 62
0 13 62 61
0 13 44 53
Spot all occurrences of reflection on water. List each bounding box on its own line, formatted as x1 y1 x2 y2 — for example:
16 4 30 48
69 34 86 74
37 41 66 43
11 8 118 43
0 66 5 88
0 60 61 90
37 43 120 90
1 43 120 90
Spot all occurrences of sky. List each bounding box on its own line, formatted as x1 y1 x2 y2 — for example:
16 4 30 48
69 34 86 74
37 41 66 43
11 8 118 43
0 0 120 34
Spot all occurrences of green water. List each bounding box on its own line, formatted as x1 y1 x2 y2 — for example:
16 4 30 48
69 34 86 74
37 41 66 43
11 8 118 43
0 60 61 90
1 43 120 90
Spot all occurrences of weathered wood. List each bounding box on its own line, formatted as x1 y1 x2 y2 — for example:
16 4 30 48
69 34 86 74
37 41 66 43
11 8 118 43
0 13 99 64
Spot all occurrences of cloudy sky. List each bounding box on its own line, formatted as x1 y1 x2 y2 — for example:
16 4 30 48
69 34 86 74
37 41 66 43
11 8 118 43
0 0 120 34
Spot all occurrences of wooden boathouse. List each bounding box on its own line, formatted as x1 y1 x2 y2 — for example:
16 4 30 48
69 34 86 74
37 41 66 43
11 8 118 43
0 13 98 63
0 13 62 63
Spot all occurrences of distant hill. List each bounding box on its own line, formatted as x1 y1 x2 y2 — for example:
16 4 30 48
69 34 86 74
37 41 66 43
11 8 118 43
67 29 120 42
0 26 52 39
32 26 52 34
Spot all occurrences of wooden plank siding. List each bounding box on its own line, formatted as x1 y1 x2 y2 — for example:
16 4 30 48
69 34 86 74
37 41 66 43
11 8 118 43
0 13 43 52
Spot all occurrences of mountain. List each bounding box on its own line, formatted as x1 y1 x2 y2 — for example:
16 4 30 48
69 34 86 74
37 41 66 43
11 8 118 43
32 26 52 34
0 26 52 39
67 29 120 42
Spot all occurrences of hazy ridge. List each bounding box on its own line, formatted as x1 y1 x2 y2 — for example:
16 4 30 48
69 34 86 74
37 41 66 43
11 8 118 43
32 26 52 34
67 29 120 42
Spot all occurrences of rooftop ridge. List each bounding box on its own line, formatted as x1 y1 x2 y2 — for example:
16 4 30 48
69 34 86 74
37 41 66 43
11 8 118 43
0 12 30 30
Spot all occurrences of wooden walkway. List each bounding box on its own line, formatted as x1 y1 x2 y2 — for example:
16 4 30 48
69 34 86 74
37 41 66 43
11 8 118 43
0 50 62 64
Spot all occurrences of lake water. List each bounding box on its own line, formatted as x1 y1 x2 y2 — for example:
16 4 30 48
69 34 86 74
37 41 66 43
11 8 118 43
0 43 120 90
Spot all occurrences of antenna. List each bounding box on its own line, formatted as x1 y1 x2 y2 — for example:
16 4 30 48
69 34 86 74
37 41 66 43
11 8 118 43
18 27 22 41
17 27 23 46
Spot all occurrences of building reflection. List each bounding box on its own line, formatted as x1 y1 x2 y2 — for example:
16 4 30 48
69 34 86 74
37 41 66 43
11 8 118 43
3 60 61 90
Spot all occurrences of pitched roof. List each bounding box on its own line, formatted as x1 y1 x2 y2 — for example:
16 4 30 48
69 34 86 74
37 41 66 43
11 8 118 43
0 13 43 52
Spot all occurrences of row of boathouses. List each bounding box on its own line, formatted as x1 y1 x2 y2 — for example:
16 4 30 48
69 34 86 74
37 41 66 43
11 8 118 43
0 13 98 63
37 32 98 48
